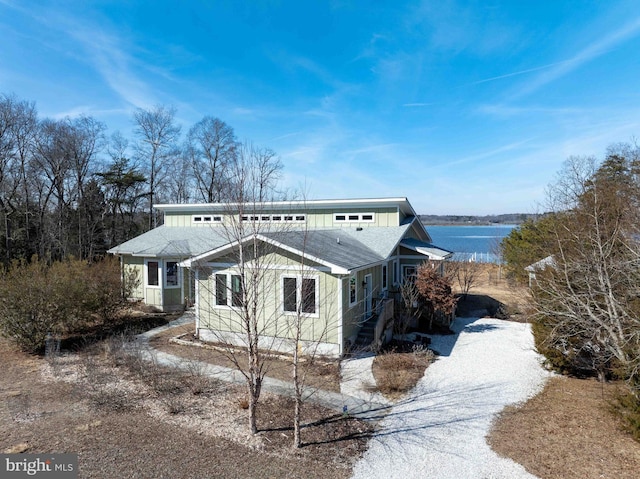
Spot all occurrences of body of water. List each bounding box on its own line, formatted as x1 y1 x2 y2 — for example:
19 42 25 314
425 224 517 262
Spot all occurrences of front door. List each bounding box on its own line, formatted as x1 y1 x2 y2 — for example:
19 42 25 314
364 274 373 319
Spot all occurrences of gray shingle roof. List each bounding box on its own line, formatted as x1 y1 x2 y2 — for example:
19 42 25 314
107 226 229 257
109 222 448 272
260 224 412 271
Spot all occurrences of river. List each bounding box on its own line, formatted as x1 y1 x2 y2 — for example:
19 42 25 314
424 224 517 263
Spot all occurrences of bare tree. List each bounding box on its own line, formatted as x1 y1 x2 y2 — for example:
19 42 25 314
133 105 181 229
185 116 237 203
195 143 286 435
446 260 481 299
532 154 640 388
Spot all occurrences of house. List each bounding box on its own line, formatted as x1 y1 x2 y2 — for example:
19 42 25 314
108 197 452 356
525 255 556 287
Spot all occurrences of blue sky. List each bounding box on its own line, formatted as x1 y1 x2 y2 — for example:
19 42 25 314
1 0 640 215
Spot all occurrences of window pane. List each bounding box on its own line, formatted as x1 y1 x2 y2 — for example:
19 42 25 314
301 278 316 314
215 274 227 306
349 275 356 304
166 261 178 286
283 277 297 312
382 265 387 289
231 275 243 307
148 261 159 286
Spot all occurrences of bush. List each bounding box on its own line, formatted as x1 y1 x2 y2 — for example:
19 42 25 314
612 390 640 441
0 256 126 352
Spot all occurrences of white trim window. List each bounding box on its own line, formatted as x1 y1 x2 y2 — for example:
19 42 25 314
402 265 417 283
348 274 357 307
192 214 222 224
147 260 160 287
333 212 375 223
381 264 388 291
214 272 243 307
392 260 399 286
239 213 306 223
282 274 318 315
165 260 180 288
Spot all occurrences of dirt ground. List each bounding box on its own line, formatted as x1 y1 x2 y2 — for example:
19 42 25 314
0 335 370 479
3 266 640 478
150 322 342 393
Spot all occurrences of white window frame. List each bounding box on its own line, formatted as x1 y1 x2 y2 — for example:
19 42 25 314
333 212 375 223
281 274 319 317
392 260 399 286
213 271 243 309
381 264 388 292
192 214 222 224
402 265 417 283
145 259 161 288
164 260 181 289
239 213 306 223
348 274 357 307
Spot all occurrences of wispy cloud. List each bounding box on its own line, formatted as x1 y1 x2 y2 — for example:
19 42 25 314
510 17 640 99
469 61 572 86
403 102 433 107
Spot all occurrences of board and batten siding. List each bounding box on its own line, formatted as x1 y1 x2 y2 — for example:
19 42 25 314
162 205 402 229
196 250 341 347
124 256 144 300
341 264 386 345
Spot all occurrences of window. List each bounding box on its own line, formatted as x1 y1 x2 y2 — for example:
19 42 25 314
282 275 317 315
402 265 417 283
393 260 399 285
231 275 243 307
215 273 243 307
283 277 298 312
148 261 159 286
165 261 178 287
333 213 375 223
382 264 388 290
192 215 221 224
349 274 357 306
215 274 228 306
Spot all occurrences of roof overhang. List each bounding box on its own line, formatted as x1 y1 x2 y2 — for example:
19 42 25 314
155 196 417 217
400 239 453 261
180 233 350 275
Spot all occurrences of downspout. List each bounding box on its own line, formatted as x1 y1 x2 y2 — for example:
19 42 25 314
337 274 343 356
195 266 200 338
119 256 125 299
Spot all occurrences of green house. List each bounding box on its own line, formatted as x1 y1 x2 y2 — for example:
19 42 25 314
108 197 452 356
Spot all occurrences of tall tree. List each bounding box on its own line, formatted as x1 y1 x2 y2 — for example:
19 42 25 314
99 132 147 245
185 116 237 203
133 105 181 230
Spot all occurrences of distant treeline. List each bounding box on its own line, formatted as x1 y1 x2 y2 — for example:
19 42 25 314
420 213 538 225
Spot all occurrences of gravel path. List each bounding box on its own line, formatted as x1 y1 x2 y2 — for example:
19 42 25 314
350 317 552 479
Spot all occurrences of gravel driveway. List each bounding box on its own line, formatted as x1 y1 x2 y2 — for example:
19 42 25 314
351 317 552 479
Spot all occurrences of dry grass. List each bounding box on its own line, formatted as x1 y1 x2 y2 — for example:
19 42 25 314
370 349 435 400
489 376 640 479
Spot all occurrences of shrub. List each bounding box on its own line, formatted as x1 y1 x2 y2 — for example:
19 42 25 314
612 390 640 441
0 256 127 352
